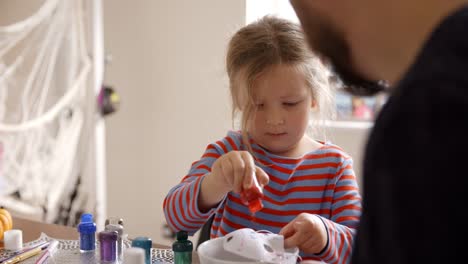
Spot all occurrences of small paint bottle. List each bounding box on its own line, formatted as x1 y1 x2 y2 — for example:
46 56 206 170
99 230 118 263
123 247 146 264
172 231 193 264
3 229 23 251
105 223 124 260
131 236 152 264
77 213 97 252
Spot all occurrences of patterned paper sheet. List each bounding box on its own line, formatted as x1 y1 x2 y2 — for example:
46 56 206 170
0 233 174 263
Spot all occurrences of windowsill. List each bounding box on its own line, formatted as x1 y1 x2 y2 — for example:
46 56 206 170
321 120 374 129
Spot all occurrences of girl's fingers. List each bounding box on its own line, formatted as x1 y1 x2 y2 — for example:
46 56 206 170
241 151 256 190
230 153 245 193
283 224 308 249
255 166 269 186
282 217 324 254
219 160 234 187
219 151 269 193
279 220 296 238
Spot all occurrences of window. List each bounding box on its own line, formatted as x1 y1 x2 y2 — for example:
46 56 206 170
246 0 387 123
246 0 298 24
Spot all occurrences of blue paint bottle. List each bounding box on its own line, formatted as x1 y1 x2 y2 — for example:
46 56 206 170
131 236 152 264
78 213 97 252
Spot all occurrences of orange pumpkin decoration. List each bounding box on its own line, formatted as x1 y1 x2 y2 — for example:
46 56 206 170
0 207 13 240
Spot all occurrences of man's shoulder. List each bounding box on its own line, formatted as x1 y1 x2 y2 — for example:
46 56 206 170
401 6 468 88
394 7 468 106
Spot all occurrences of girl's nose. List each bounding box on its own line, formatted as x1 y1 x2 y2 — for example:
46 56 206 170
266 111 285 125
266 119 285 125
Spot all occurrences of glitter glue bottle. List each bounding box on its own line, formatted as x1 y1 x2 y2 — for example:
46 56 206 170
99 230 118 263
131 236 152 264
105 223 124 260
78 213 97 252
172 231 193 264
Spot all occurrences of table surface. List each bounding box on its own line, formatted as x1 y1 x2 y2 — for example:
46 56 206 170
1 217 200 263
0 218 325 263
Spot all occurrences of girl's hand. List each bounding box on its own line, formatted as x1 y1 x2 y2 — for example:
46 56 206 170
199 151 269 212
279 213 328 254
211 151 269 194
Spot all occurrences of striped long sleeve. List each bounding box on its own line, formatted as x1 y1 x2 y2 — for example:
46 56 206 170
313 157 361 264
163 131 361 263
163 132 239 234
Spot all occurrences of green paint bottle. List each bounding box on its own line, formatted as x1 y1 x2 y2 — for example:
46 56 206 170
172 231 193 264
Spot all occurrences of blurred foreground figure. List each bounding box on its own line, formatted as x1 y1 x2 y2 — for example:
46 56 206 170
290 0 468 263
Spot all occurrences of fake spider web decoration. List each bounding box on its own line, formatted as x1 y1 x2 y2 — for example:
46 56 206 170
0 0 98 224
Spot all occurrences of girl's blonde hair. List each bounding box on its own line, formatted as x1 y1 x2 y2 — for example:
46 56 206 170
226 15 336 150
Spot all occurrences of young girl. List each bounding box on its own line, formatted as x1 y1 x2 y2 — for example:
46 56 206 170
163 16 361 263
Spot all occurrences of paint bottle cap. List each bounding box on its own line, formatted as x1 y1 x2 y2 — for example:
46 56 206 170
131 237 152 264
124 247 146 264
131 236 152 250
4 229 23 251
81 213 93 222
172 231 193 252
78 213 96 234
105 217 124 227
99 230 118 242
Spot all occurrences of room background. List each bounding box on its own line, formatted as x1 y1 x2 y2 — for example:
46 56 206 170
0 0 370 246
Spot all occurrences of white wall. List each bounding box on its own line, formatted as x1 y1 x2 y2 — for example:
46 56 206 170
0 1 43 24
326 123 371 192
102 0 245 245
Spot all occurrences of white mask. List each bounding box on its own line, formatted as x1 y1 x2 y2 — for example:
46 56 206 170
222 228 299 264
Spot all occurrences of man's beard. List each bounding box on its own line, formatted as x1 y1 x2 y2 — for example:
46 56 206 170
299 13 388 96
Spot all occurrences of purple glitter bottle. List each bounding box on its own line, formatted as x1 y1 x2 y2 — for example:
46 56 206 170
99 230 118 263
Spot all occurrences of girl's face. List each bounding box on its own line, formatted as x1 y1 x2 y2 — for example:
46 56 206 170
247 64 315 157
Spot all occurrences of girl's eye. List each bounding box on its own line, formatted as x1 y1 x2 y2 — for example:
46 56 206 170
256 103 264 108
283 101 299 106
